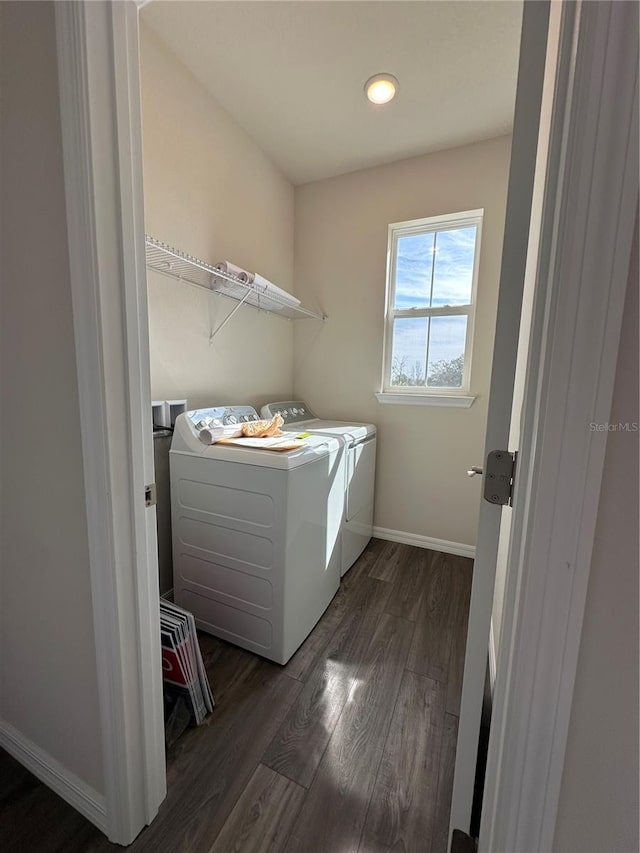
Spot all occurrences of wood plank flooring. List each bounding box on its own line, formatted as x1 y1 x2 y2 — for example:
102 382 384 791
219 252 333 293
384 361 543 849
0 539 473 853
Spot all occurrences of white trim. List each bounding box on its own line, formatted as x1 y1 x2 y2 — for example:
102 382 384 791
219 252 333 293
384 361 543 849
375 392 475 408
488 620 497 691
110 0 166 821
480 2 639 851
55 1 165 844
0 721 107 832
388 209 485 233
381 210 483 397
373 526 475 559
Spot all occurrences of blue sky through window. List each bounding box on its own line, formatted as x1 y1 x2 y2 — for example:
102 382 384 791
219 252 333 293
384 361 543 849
390 224 476 387
394 226 477 310
394 232 434 310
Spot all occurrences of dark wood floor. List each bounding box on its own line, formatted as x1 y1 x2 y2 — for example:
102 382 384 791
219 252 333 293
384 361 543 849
0 539 472 853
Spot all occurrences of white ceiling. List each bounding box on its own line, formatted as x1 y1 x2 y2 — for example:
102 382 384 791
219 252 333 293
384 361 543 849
142 1 523 186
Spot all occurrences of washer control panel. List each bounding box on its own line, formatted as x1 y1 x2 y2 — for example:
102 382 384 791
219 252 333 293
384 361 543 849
261 401 315 424
188 405 260 430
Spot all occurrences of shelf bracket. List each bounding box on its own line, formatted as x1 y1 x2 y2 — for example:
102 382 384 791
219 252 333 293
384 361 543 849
209 287 252 342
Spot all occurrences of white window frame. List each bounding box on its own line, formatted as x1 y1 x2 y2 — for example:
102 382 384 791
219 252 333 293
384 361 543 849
378 209 483 406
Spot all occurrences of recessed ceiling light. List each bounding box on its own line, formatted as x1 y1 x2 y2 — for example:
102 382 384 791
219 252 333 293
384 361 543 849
365 73 399 105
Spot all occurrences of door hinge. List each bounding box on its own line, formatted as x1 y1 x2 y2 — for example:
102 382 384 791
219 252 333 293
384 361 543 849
483 450 517 506
144 483 157 507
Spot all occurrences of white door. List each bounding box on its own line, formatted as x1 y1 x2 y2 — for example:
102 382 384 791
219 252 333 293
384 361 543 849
448 0 558 837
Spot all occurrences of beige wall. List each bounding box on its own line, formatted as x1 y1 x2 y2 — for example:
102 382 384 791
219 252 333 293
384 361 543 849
140 25 296 410
0 1 103 793
294 136 511 546
553 218 639 853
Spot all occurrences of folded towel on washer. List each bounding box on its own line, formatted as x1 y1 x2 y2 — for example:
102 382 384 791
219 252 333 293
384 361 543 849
197 415 284 445
241 414 284 437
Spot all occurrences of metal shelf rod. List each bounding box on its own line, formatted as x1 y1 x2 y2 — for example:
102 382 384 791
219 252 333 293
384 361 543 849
209 289 252 342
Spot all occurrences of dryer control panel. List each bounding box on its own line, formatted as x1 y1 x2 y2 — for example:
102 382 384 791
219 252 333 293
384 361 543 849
261 401 315 424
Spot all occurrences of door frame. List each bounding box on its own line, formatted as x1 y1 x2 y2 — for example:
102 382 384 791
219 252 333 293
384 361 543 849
54 0 638 847
55 0 165 844
478 2 638 849
449 0 553 836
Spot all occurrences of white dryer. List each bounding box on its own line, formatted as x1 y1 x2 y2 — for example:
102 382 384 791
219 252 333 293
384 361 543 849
261 401 376 575
170 406 343 664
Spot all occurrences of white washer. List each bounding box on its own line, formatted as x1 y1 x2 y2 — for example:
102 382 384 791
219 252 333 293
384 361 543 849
170 406 343 665
261 401 376 575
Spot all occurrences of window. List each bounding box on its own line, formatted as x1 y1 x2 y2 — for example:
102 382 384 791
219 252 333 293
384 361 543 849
379 209 482 406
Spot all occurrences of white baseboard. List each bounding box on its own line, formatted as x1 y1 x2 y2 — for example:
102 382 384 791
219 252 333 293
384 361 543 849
0 720 107 833
373 526 476 559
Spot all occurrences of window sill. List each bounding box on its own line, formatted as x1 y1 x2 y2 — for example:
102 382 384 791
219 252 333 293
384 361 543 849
375 392 476 408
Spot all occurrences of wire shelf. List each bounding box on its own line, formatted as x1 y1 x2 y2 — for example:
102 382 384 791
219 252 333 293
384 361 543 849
145 236 325 323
